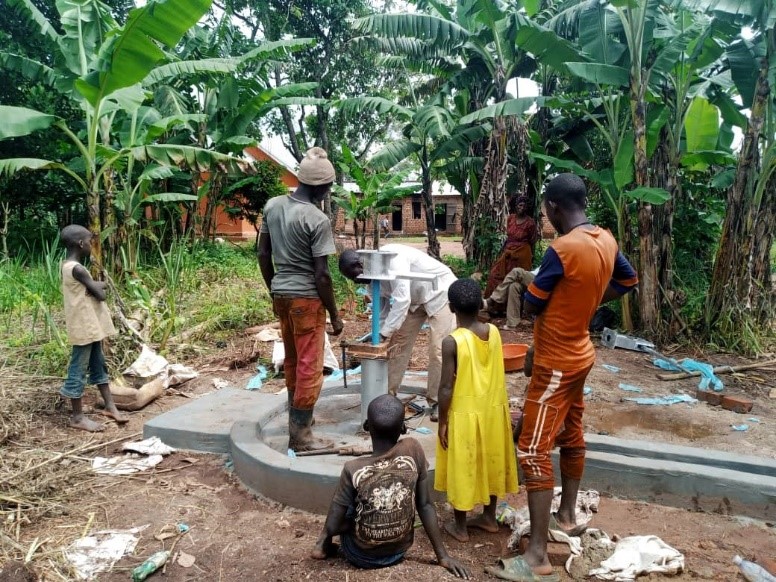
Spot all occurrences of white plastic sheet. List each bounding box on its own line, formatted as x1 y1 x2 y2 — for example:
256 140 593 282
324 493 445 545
92 455 164 475
588 535 684 581
64 525 149 580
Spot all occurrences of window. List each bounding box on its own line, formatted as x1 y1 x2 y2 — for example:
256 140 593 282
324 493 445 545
412 201 421 219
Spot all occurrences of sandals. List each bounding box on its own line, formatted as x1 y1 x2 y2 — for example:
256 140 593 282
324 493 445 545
429 403 439 422
549 513 587 537
484 556 560 582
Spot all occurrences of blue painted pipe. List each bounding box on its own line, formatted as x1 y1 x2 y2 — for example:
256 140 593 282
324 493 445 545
371 279 381 345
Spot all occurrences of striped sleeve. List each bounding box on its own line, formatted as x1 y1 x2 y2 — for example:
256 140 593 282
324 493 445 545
524 247 564 309
610 251 638 294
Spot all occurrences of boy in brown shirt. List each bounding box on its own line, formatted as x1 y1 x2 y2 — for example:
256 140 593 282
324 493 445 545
312 395 469 578
60 225 127 431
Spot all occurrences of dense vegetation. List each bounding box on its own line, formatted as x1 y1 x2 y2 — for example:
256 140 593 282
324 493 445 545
0 0 773 354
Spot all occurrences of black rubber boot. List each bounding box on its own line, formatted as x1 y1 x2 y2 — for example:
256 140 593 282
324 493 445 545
288 407 332 452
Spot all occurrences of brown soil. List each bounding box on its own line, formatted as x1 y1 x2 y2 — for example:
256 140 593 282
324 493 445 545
5 297 776 581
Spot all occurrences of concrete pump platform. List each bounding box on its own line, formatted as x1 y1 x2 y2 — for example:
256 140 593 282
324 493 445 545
145 379 776 519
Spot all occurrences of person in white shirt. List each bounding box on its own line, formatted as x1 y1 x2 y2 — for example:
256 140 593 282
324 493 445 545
338 245 457 420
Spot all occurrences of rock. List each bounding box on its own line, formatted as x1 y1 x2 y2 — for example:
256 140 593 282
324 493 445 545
177 551 196 568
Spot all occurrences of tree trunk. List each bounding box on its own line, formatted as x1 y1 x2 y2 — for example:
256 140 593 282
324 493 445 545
461 140 485 263
468 117 512 272
706 58 769 341
421 157 441 260
750 171 775 321
631 74 661 334
87 187 103 273
650 129 680 335
0 201 9 260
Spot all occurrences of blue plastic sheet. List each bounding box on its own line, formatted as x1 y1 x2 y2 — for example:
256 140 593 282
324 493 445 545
246 365 269 390
731 424 749 432
583 386 593 396
601 364 620 373
653 358 723 391
414 427 433 435
624 393 697 406
747 417 760 423
618 383 643 393
327 365 362 382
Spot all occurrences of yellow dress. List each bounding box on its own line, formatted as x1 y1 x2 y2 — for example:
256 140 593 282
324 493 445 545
434 325 519 511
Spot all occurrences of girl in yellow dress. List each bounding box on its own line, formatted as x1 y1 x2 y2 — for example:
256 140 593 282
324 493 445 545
435 278 519 542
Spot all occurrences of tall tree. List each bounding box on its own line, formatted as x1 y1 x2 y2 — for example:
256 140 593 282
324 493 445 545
704 0 776 347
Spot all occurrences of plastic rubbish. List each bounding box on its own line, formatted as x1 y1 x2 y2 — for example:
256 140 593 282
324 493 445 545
624 393 697 406
618 383 643 393
287 449 297 458
583 386 593 396
601 364 620 373
653 357 723 391
176 523 190 534
246 365 268 390
327 365 362 381
733 555 776 582
64 526 148 580
132 551 170 582
414 426 433 435
495 502 520 525
731 424 749 432
748 417 761 423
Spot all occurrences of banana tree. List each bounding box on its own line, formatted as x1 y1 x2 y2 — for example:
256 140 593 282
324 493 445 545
332 143 417 249
145 22 320 239
701 0 776 346
354 0 539 263
0 0 253 268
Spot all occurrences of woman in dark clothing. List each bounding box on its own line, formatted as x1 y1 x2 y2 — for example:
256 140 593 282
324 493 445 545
484 196 540 297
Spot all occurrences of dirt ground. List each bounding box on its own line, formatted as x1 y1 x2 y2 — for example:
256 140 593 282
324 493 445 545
3 265 776 580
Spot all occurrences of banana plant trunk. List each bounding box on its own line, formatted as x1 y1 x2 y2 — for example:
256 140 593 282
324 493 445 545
631 74 661 334
471 117 510 272
421 155 441 259
87 187 103 274
707 59 770 336
650 129 680 335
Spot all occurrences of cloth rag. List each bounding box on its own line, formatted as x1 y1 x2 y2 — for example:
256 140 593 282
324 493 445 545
588 535 684 581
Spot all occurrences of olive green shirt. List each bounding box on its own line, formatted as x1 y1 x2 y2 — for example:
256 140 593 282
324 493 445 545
260 195 336 297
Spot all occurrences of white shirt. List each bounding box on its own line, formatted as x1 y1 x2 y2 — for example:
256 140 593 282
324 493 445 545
371 244 457 339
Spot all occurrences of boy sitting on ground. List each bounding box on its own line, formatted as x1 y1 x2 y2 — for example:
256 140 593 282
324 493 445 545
59 225 127 431
312 394 470 578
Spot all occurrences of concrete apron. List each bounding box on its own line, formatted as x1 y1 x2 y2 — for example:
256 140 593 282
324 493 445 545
144 381 776 519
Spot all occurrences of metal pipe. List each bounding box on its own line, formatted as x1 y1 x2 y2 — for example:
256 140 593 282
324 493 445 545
371 279 381 345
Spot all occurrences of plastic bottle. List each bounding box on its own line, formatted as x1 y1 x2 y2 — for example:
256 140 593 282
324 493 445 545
132 551 170 582
733 555 776 582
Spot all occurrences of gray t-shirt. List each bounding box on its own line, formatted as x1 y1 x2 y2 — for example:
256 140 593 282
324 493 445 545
260 195 336 297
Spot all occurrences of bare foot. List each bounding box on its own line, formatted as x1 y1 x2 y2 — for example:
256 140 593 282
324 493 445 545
311 539 338 559
101 408 129 424
467 513 499 533
69 416 105 432
444 521 469 542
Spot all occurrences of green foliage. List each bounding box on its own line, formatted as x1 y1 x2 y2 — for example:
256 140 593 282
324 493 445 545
442 255 477 279
224 160 287 234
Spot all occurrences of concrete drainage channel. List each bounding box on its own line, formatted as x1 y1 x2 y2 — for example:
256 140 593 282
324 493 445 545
144 380 776 520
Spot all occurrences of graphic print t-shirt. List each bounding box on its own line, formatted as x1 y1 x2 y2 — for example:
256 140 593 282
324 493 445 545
331 438 428 557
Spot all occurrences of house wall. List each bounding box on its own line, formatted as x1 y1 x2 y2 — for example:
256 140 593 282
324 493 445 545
333 195 463 236
211 147 299 240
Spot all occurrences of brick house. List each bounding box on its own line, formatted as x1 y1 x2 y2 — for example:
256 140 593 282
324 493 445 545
333 181 463 236
207 145 298 240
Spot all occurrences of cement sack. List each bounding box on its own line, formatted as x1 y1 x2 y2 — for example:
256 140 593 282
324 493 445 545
271 334 339 374
109 377 165 411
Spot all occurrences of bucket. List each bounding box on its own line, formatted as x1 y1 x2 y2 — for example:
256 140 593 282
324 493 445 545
503 343 529 372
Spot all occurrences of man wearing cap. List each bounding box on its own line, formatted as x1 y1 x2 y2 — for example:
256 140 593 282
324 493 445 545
258 147 344 451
